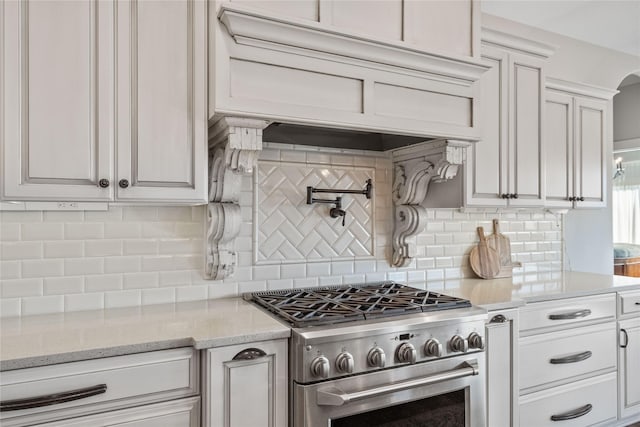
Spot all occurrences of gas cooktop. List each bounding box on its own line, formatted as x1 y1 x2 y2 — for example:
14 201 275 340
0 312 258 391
244 282 472 328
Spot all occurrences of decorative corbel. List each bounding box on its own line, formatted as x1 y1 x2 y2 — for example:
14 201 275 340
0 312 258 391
391 139 470 267
206 117 269 279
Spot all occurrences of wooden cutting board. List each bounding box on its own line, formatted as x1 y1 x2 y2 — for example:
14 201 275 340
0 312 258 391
486 219 522 278
470 226 500 279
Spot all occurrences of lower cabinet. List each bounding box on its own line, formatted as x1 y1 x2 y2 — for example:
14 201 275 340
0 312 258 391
203 339 288 427
485 309 518 427
618 291 640 420
33 397 200 427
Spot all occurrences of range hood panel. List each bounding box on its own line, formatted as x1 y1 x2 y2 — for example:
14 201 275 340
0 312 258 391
263 123 433 152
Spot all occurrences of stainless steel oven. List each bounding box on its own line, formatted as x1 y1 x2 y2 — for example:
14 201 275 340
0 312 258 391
244 282 488 427
294 352 485 427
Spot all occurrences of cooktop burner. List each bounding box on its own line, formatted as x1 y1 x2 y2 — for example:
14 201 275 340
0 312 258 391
245 282 471 328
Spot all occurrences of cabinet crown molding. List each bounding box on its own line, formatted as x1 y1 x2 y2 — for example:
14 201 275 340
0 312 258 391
481 27 556 59
546 77 619 100
218 4 489 84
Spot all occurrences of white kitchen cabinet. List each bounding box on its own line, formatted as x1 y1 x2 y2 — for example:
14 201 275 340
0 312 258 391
545 80 612 209
485 309 518 427
203 339 288 427
1 0 207 204
0 348 199 427
618 290 640 420
464 33 551 208
518 294 618 425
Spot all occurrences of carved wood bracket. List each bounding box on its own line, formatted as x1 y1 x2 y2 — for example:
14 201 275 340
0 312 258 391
206 117 269 280
391 140 470 267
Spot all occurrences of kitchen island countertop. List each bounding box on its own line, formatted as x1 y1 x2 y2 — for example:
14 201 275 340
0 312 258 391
0 298 289 371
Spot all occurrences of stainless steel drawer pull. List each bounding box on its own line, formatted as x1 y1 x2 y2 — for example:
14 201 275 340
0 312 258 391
0 384 107 412
549 351 592 364
635 302 640 305
550 403 592 421
548 309 591 320
233 348 267 361
317 360 478 406
490 314 507 323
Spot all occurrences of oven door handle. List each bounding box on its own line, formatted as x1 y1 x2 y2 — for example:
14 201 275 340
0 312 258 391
316 360 479 406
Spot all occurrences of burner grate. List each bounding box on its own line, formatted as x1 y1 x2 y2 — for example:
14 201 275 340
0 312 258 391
246 282 471 327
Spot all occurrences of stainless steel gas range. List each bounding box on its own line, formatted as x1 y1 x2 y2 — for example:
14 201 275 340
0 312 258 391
245 282 488 427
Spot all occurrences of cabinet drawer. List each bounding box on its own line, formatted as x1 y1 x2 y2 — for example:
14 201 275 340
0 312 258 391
520 294 615 334
520 372 617 427
0 348 198 427
519 323 616 391
619 290 640 316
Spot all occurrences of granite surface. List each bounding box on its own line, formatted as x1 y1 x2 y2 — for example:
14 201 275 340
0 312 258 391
0 298 290 371
3 271 640 371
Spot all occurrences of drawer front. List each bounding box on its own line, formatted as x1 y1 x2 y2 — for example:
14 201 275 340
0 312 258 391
520 323 616 391
0 348 198 427
620 290 640 316
520 372 617 427
520 294 616 334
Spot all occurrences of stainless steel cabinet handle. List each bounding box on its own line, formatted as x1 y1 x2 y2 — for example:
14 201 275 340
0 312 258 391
550 403 592 421
548 309 591 320
98 179 110 188
490 314 508 323
232 348 267 361
317 360 479 406
0 384 107 412
635 302 640 305
549 350 592 364
621 329 629 348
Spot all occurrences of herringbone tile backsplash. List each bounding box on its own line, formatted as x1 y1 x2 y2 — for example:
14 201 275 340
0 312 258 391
0 143 563 316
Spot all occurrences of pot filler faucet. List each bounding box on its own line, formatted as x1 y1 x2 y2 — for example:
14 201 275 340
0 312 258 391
306 179 373 226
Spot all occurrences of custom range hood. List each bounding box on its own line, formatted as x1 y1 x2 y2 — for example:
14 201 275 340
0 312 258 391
205 1 490 279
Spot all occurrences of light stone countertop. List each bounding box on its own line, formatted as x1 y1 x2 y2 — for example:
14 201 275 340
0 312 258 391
0 298 290 371
422 271 640 311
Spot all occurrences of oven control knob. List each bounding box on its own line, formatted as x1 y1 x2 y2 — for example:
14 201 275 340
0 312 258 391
335 352 354 374
449 335 469 353
310 356 330 379
424 338 443 357
367 347 386 368
468 332 484 350
396 343 417 364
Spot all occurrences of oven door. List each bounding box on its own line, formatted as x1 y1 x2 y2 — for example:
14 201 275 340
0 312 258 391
293 353 485 427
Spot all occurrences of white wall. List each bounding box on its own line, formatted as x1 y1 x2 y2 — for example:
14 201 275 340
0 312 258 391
0 144 563 317
614 82 640 143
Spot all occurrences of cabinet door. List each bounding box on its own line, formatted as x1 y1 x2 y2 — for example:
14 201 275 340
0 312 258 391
486 309 519 427
116 0 207 203
204 340 288 427
544 91 575 209
464 47 508 207
574 97 607 208
619 318 640 418
508 52 545 207
2 0 114 201
33 397 200 427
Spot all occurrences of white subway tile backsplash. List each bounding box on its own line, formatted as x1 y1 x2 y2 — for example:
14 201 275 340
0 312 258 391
44 277 84 295
22 223 64 241
0 147 563 316
22 259 64 278
65 293 104 312
85 240 122 257
1 242 42 260
1 278 43 298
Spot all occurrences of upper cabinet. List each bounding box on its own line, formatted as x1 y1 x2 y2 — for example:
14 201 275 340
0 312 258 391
210 0 488 141
545 79 615 209
464 29 553 208
1 0 208 204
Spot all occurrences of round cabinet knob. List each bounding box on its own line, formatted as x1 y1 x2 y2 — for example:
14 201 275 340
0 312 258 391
310 356 330 379
449 335 469 353
468 332 484 350
98 179 110 188
424 338 443 357
396 343 417 364
367 347 386 368
335 352 354 374
118 179 130 189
